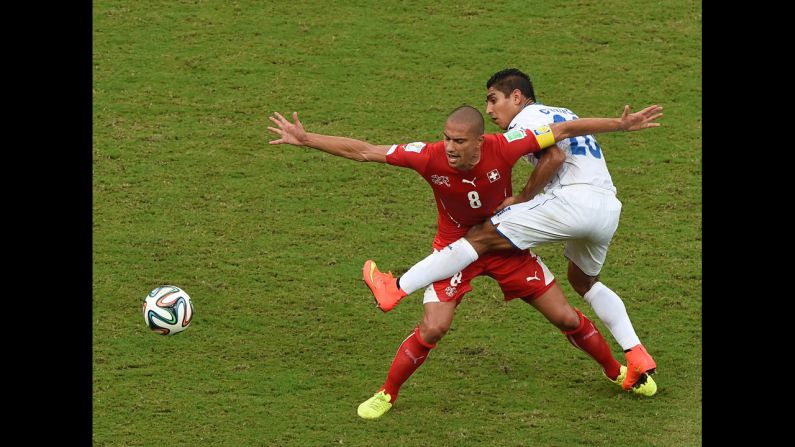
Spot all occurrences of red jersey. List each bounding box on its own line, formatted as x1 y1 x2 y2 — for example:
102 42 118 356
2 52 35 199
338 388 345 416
386 128 548 248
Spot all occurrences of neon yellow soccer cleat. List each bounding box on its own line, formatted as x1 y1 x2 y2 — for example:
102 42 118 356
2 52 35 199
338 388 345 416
357 390 393 420
607 365 657 397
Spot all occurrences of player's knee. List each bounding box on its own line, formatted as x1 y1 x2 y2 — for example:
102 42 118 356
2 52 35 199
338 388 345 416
419 319 451 344
559 308 581 331
568 273 598 297
464 224 486 247
465 222 484 235
543 305 580 331
465 222 501 252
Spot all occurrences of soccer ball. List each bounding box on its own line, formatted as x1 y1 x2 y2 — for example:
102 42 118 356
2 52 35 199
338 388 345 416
142 285 194 335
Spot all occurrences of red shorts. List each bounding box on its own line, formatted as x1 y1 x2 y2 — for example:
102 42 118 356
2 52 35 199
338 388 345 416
426 249 556 303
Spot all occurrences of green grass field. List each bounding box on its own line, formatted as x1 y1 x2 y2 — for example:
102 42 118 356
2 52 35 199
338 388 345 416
93 1 701 445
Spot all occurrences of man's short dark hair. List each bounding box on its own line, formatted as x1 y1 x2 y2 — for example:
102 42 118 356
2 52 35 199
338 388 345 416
447 105 484 135
486 68 536 102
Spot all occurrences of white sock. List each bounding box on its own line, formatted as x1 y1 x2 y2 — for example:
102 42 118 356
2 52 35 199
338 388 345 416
582 282 641 350
398 238 480 295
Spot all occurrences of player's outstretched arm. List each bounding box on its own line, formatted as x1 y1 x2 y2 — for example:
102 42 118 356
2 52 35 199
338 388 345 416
267 111 390 163
549 104 663 141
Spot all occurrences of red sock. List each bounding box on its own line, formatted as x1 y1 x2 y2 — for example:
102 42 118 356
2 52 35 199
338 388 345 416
381 327 436 403
562 309 621 380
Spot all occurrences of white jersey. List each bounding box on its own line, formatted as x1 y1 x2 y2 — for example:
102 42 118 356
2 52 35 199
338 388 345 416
509 103 616 194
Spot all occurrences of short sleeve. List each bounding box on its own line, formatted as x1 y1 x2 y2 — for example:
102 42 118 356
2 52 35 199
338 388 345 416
492 128 547 166
385 141 436 174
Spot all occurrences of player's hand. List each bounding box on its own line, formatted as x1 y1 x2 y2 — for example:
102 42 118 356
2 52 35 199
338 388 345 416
267 111 308 146
494 195 521 213
620 104 663 131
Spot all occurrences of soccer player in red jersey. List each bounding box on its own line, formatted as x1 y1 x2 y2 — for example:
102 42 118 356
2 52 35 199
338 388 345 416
267 104 661 419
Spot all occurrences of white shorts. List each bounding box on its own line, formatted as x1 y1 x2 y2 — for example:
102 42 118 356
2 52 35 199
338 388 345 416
489 184 622 276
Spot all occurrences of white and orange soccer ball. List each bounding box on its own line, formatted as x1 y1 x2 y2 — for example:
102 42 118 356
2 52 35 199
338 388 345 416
142 285 194 335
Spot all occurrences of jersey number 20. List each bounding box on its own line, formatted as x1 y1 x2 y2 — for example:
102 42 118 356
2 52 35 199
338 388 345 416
553 114 602 158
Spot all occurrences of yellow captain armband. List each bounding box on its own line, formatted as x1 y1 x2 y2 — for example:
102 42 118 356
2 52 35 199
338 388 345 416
530 125 555 148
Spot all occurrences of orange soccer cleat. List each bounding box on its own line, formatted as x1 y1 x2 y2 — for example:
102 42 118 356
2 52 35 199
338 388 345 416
362 260 407 312
623 344 657 390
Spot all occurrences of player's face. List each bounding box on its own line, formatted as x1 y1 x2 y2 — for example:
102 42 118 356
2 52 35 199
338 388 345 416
485 87 522 130
443 121 483 171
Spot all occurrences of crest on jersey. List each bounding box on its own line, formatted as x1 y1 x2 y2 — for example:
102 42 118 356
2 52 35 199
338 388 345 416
487 169 501 183
503 129 526 142
431 175 451 187
403 142 426 153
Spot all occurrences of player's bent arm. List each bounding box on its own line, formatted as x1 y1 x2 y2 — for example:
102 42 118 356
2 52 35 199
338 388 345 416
302 133 390 163
547 104 663 142
517 146 565 202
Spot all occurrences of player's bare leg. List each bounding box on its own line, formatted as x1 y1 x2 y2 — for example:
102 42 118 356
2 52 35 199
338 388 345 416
523 285 621 381
464 219 516 254
383 220 515 301
567 260 657 391
418 300 458 344
358 301 455 420
524 283 656 396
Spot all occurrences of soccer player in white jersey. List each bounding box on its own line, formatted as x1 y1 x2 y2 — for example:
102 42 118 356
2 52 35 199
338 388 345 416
364 68 660 391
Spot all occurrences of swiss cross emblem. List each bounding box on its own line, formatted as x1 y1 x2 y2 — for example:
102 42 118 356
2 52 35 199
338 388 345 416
487 169 500 183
